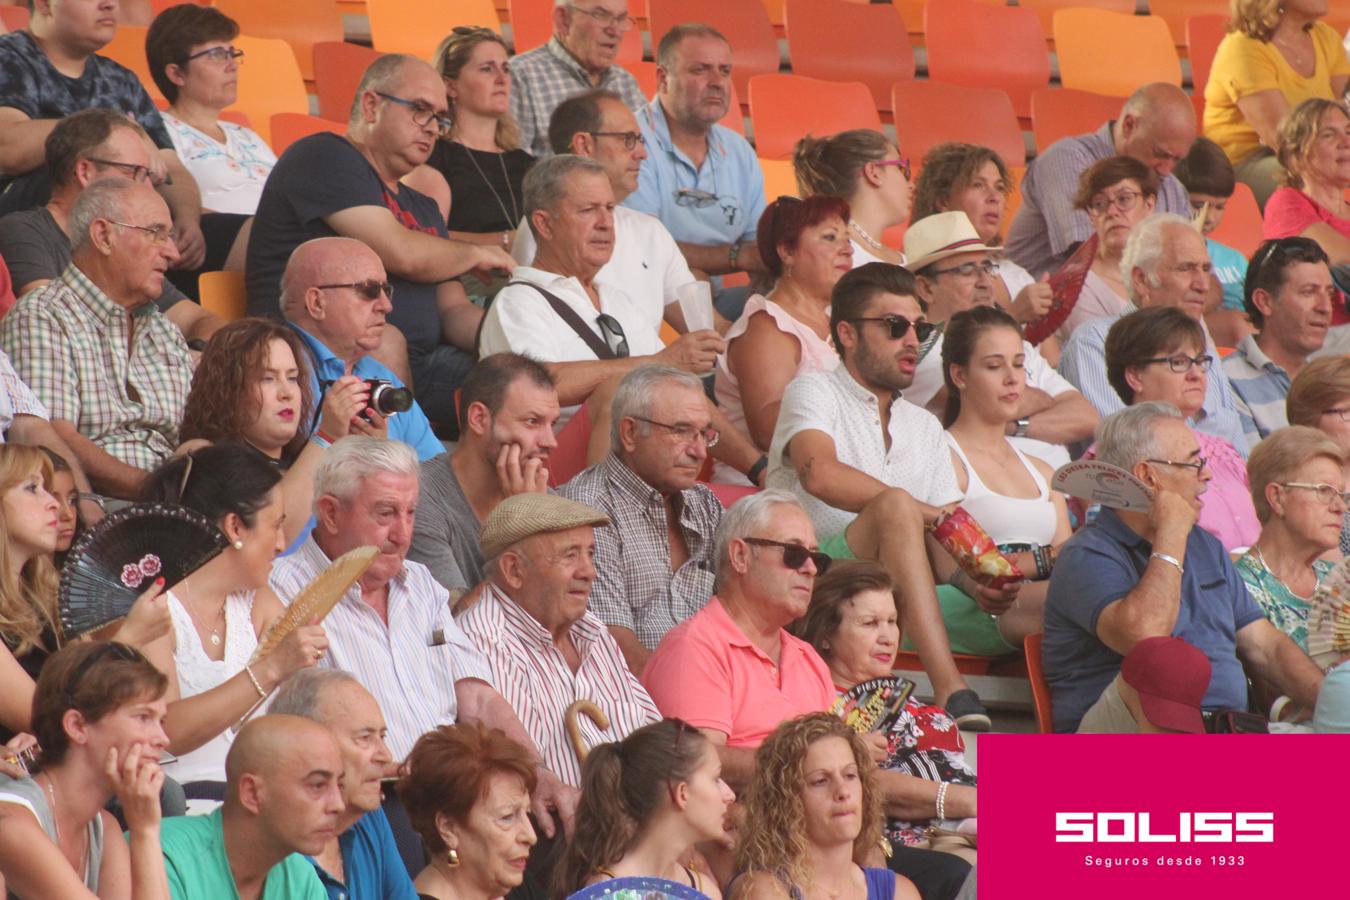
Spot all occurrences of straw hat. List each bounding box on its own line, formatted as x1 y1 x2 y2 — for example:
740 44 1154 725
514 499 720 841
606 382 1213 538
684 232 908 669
479 493 611 559
903 211 995 273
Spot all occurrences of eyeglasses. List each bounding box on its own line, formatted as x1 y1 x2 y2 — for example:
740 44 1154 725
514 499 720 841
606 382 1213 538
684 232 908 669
185 45 244 64
596 313 630 358
589 130 645 150
86 157 154 184
874 157 912 181
566 4 636 30
1323 407 1350 422
1145 456 1207 474
846 314 934 342
1085 188 1143 216
742 537 832 575
375 92 453 139
316 280 394 301
1279 482 1350 507
630 415 720 447
675 187 720 208
106 220 174 244
1141 353 1213 373
929 259 1000 279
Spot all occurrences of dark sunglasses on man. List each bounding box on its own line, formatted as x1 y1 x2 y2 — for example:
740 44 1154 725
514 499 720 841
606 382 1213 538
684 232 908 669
743 537 832 575
847 314 935 342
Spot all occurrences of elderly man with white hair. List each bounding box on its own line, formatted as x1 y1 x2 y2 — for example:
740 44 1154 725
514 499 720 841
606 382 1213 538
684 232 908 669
268 436 576 842
1043 403 1323 734
1058 212 1249 455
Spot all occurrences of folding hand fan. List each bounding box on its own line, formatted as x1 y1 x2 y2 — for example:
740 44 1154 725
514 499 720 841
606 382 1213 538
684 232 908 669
1307 557 1350 670
1051 459 1154 512
58 503 228 638
253 545 378 657
1023 233 1098 346
567 876 712 900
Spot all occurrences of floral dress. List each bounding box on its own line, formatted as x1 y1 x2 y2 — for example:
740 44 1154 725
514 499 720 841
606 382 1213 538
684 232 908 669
1235 553 1333 653
877 699 978 846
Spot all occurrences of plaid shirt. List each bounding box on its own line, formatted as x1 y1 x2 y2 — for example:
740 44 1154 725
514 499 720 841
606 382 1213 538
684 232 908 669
560 454 720 649
509 37 646 158
0 264 190 469
0 349 47 440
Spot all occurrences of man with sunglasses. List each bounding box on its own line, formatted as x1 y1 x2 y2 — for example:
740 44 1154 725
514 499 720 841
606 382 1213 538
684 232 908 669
0 0 208 268
625 24 768 319
248 55 515 429
766 262 992 731
1006 82 1197 279
1222 237 1335 448
1044 403 1323 733
508 0 646 158
904 211 1098 470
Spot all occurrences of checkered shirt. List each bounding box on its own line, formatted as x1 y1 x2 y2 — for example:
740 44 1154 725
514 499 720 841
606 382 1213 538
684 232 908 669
509 38 646 157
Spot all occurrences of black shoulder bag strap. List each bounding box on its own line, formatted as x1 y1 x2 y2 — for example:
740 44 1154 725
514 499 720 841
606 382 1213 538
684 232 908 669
502 280 617 360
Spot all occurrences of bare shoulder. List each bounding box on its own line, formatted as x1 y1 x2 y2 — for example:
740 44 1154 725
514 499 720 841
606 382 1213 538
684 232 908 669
729 870 791 900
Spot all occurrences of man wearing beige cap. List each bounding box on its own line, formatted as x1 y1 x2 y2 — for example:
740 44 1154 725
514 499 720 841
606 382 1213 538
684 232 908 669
456 492 662 788
903 210 1098 469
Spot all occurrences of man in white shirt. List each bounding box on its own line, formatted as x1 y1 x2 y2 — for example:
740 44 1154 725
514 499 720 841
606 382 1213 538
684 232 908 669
768 262 992 731
903 211 1098 469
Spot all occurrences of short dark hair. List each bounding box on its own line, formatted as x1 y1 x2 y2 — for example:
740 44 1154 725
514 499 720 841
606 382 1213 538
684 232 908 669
145 4 239 104
1104 306 1206 405
1244 237 1332 329
33 642 168 766
655 22 729 70
1072 155 1159 211
548 89 622 156
459 352 556 431
829 262 919 359
755 194 851 280
45 109 149 188
1173 136 1235 198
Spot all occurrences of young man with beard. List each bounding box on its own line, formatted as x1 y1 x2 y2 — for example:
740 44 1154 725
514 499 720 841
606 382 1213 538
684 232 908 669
767 262 991 731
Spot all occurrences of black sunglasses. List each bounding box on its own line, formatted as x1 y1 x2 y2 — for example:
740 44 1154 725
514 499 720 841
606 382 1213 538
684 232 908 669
316 280 394 301
597 313 630 358
743 537 832 575
847 314 934 342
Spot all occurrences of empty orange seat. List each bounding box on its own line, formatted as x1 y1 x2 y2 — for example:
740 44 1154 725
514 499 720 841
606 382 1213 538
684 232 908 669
368 0 500 60
313 41 381 122
1186 14 1227 94
1054 10 1182 98
1208 182 1263 259
1017 0 1132 36
925 0 1049 120
199 270 247 322
270 113 346 154
783 0 913 112
507 0 641 64
1030 87 1123 152
214 0 343 82
748 73 881 161
1149 0 1229 47
893 81 1026 169
759 157 798 201
647 0 779 98
0 6 29 31
225 35 310 148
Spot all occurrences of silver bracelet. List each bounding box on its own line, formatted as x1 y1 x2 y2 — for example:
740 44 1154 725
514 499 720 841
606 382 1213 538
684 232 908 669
935 781 949 821
1150 551 1184 575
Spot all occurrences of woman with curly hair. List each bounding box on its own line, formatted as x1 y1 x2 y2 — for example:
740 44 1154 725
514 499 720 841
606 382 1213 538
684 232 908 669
556 719 735 898
177 317 372 547
733 713 919 900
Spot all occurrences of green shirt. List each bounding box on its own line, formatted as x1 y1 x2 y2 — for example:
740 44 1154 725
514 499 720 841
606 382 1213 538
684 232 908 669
1235 552 1333 653
160 809 327 900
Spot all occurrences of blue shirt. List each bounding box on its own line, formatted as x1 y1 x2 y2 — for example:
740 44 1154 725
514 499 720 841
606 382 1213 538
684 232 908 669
1043 508 1265 733
1208 238 1249 312
1220 332 1291 450
624 98 766 249
306 807 417 900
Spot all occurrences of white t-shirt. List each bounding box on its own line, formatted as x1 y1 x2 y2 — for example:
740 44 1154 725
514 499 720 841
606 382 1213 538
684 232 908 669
162 112 277 215
512 206 696 334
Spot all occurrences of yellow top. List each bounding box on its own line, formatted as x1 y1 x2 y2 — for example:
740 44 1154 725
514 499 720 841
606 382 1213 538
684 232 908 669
1202 21 1350 166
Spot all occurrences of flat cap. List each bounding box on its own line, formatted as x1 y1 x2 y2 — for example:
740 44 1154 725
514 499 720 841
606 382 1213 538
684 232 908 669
479 493 611 559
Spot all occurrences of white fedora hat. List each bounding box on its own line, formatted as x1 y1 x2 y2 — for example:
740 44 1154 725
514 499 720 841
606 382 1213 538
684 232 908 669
903 211 995 273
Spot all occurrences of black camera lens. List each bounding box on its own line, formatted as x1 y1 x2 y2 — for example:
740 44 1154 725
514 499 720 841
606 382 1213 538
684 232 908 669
365 379 413 416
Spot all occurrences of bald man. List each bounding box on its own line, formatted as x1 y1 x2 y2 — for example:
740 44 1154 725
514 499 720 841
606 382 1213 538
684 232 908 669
247 53 515 428
1006 82 1197 278
159 715 343 900
281 236 445 463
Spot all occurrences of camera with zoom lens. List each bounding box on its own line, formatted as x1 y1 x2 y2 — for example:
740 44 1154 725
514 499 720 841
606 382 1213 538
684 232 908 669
364 378 413 417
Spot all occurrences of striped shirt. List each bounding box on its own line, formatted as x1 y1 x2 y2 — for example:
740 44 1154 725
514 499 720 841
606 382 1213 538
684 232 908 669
269 537 491 761
559 454 720 649
0 348 47 441
508 37 646 158
1221 334 1292 450
455 583 660 786
0 263 190 469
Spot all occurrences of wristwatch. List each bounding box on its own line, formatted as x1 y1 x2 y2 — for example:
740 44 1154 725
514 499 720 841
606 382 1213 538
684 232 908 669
728 240 742 271
1011 417 1031 438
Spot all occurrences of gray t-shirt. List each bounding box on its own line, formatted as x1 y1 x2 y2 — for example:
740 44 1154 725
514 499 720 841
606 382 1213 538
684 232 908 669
0 207 183 312
0 773 104 894
407 454 475 591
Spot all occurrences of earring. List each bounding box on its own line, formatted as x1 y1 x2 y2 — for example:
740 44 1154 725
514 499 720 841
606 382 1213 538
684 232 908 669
446 847 461 868
233 540 244 550
821 640 831 650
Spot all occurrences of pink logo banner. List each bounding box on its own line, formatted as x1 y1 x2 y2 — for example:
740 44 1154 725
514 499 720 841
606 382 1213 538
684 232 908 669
979 735 1345 897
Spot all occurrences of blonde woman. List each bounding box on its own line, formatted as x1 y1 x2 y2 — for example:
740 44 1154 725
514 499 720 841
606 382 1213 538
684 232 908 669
1286 355 1350 554
1265 98 1350 268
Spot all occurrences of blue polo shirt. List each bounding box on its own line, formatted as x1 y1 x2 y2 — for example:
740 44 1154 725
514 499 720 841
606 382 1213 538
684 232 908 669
624 98 766 249
1043 508 1265 733
306 807 417 900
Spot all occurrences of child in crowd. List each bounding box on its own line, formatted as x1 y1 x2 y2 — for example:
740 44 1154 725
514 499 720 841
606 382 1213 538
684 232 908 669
1175 137 1252 348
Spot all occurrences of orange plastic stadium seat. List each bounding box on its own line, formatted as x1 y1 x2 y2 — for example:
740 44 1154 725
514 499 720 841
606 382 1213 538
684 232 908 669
313 41 381 122
1030 87 1124 153
101 26 162 103
893 81 1026 170
748 74 881 161
1054 10 1182 98
0 6 29 32
1186 14 1227 95
925 0 1049 121
225 36 310 148
1208 182 1263 259
1017 0 1132 36
647 0 778 98
759 157 798 201
269 113 346 155
198 271 247 322
783 0 913 113
367 0 500 61
507 0 641 64
214 0 343 82
1149 0 1230 47
1024 633 1053 734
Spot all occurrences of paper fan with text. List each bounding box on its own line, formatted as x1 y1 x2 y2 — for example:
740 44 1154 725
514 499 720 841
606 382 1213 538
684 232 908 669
59 503 228 638
254 545 378 657
1023 234 1098 346
1306 556 1350 669
568 877 712 900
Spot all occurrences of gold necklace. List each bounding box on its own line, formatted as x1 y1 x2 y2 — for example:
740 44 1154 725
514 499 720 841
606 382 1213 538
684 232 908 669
42 772 89 873
181 577 225 647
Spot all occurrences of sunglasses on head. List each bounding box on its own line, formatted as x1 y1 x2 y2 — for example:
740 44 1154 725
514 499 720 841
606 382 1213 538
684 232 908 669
846 314 934 342
743 537 832 575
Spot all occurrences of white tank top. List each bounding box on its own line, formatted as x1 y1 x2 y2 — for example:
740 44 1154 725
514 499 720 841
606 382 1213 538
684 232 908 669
946 434 1057 546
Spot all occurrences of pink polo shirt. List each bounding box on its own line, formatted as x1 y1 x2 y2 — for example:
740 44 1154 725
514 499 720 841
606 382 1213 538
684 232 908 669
642 596 835 749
